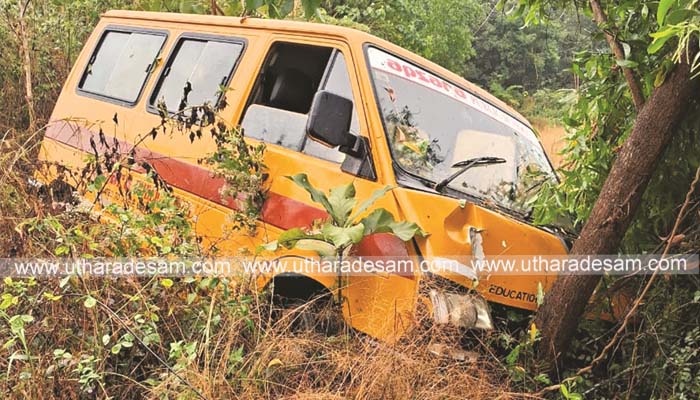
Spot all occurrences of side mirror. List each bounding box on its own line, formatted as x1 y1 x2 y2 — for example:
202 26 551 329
306 90 356 150
307 90 376 180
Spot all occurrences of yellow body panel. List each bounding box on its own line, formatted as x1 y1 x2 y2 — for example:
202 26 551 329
38 11 566 342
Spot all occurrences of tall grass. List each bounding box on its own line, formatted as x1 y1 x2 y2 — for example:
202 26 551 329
0 128 515 399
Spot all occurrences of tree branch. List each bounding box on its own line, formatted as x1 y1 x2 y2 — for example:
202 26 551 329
589 0 645 111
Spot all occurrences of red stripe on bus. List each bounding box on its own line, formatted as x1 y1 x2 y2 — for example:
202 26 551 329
44 121 328 230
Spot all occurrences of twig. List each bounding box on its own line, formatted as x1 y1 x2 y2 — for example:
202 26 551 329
473 2 498 37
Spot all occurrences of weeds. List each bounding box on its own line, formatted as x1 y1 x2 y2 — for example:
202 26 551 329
0 113 515 399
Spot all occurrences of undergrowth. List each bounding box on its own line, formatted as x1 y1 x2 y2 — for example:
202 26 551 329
0 125 517 399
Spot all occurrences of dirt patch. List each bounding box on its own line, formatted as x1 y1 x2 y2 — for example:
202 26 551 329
532 119 567 168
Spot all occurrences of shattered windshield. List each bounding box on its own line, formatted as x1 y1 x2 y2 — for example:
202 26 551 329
367 47 557 215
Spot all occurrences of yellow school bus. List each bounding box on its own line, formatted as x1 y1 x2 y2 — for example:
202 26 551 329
38 10 568 342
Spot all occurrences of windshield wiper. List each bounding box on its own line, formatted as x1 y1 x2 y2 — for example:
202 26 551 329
434 156 507 193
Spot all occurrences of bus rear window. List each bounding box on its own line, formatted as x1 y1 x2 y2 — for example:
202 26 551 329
149 37 244 112
79 29 166 104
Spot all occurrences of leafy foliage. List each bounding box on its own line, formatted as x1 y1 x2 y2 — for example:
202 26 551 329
260 173 427 256
522 0 700 253
498 1 700 399
135 0 322 19
324 0 483 77
466 5 597 92
203 122 267 234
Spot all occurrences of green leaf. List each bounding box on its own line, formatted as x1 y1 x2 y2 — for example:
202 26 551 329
360 209 427 241
279 0 294 17
88 174 107 192
301 0 321 19
657 0 675 25
647 34 673 54
534 373 551 385
322 223 365 248
43 292 62 302
615 59 638 69
505 344 520 365
360 209 396 235
294 239 337 256
256 240 279 254
0 294 18 310
388 221 428 241
349 185 393 223
244 0 264 12
287 174 332 215
277 227 322 248
327 183 357 226
560 383 570 398
55 245 70 256
83 296 97 309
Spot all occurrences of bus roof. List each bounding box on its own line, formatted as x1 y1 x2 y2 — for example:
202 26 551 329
103 10 532 129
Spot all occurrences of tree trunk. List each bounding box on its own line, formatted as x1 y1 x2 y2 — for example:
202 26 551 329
18 0 36 131
534 45 700 365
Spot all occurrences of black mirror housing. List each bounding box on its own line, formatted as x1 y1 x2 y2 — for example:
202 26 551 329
306 90 354 148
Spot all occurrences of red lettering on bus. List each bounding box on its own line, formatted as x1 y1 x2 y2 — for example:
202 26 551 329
402 65 417 79
415 69 430 83
387 60 402 72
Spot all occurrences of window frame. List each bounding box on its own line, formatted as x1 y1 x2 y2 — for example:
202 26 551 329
299 48 360 163
238 41 362 166
146 32 247 116
76 25 168 108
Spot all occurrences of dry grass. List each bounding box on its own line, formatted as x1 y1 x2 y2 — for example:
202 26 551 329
0 130 522 400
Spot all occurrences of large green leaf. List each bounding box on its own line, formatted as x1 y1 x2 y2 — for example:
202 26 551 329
615 59 638 69
322 223 366 248
287 174 333 215
348 185 393 223
277 227 310 247
360 209 428 241
244 0 264 12
387 221 428 241
327 183 357 226
278 0 295 17
301 0 322 19
360 208 396 235
256 241 278 254
257 227 327 254
294 239 337 256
